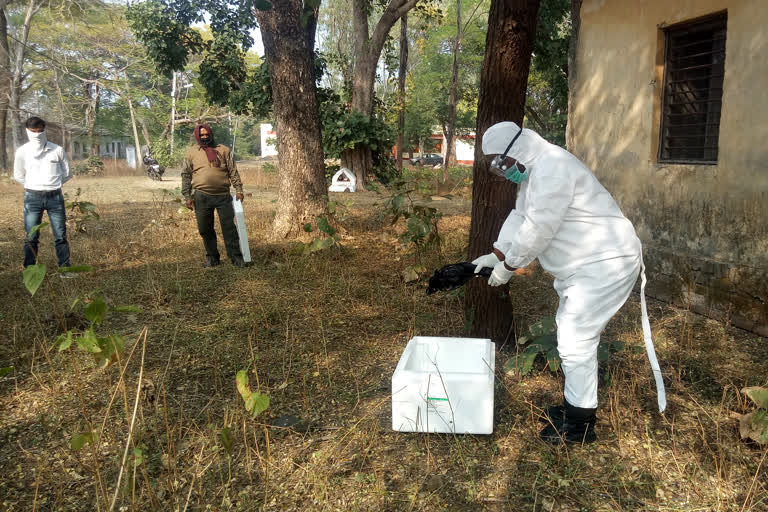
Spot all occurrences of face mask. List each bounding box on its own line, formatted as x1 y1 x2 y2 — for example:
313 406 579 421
504 162 528 184
200 135 212 145
26 129 48 156
488 126 525 182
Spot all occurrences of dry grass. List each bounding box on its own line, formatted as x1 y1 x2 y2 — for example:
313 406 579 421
0 168 766 511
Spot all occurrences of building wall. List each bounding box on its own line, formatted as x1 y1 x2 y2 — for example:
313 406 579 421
569 0 768 335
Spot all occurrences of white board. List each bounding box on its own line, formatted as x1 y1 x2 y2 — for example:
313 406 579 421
232 196 251 263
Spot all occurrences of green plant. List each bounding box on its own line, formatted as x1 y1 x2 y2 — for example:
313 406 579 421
262 162 277 174
739 386 768 444
72 156 104 176
236 370 269 418
301 214 341 253
56 294 141 368
380 179 442 261
504 316 636 377
65 188 100 233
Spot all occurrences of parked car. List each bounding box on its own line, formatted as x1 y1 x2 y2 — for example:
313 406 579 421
410 153 443 166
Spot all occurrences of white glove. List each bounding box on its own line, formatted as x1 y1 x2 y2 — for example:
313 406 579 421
488 261 515 287
471 253 501 273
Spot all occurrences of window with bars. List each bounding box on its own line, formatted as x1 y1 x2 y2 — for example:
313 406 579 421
659 12 727 164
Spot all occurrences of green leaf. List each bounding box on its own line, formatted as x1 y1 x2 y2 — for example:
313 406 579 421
110 305 143 313
94 335 125 368
23 264 46 296
303 223 313 233
744 387 768 409
528 317 556 337
245 392 270 418
0 366 13 378
220 427 233 455
516 351 538 376
236 370 270 418
546 348 561 372
57 331 74 351
597 343 611 362
309 237 335 253
27 222 49 237
253 0 272 9
236 370 251 401
57 265 93 273
84 297 108 325
71 431 98 451
76 330 102 353
133 446 144 465
316 216 336 236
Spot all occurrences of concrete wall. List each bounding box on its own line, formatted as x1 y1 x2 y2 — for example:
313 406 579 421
569 0 768 335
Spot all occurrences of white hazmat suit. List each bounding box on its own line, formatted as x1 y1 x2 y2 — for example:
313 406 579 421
481 122 665 412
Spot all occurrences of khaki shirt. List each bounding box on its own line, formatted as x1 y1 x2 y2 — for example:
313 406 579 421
181 144 243 198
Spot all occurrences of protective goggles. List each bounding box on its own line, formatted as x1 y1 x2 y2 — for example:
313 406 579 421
489 126 524 179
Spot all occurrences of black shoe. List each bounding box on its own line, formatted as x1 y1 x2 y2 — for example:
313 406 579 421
539 404 565 424
203 258 220 268
231 258 247 268
540 400 597 444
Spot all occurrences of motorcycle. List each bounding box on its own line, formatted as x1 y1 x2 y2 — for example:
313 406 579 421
143 153 165 181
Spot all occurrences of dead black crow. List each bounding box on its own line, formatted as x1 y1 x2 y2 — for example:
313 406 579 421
426 262 509 295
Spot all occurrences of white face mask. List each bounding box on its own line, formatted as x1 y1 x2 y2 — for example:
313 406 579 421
26 129 48 156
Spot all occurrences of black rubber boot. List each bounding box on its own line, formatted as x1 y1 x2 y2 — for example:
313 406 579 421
540 400 597 445
539 404 565 424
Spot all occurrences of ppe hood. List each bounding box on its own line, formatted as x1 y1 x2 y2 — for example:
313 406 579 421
481 121 551 168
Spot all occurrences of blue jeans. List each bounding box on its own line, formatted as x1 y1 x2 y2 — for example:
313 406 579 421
23 189 71 268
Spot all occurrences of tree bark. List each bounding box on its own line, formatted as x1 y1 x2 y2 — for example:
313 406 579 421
395 14 408 175
465 0 540 343
255 1 327 239
0 0 10 171
565 0 582 151
9 0 43 151
443 0 462 177
83 81 100 156
343 0 419 185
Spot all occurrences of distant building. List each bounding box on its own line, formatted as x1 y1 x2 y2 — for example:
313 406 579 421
43 121 136 167
260 124 278 157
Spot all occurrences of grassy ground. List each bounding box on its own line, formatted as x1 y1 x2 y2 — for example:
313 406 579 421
0 164 766 511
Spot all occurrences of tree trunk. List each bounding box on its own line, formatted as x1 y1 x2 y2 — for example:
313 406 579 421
565 0 582 151
344 0 419 184
0 0 10 171
465 0 540 343
255 1 327 239
395 14 408 175
84 81 100 156
444 0 462 178
9 0 42 151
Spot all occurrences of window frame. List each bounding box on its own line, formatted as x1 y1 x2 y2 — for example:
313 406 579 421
658 11 727 165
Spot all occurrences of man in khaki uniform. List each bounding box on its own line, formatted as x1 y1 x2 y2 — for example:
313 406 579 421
182 124 246 268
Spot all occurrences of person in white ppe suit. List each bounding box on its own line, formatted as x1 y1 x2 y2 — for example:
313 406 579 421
473 121 665 444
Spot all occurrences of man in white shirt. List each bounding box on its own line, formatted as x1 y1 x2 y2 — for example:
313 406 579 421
13 117 74 270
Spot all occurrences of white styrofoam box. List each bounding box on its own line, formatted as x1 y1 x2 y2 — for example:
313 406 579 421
232 196 251 263
392 336 496 434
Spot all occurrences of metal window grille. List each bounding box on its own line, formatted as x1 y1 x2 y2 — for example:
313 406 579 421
659 12 727 164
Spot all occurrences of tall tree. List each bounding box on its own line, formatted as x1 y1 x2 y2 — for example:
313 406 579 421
0 0 10 170
395 13 408 174
343 0 420 185
8 0 45 151
465 0 540 342
254 2 327 238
